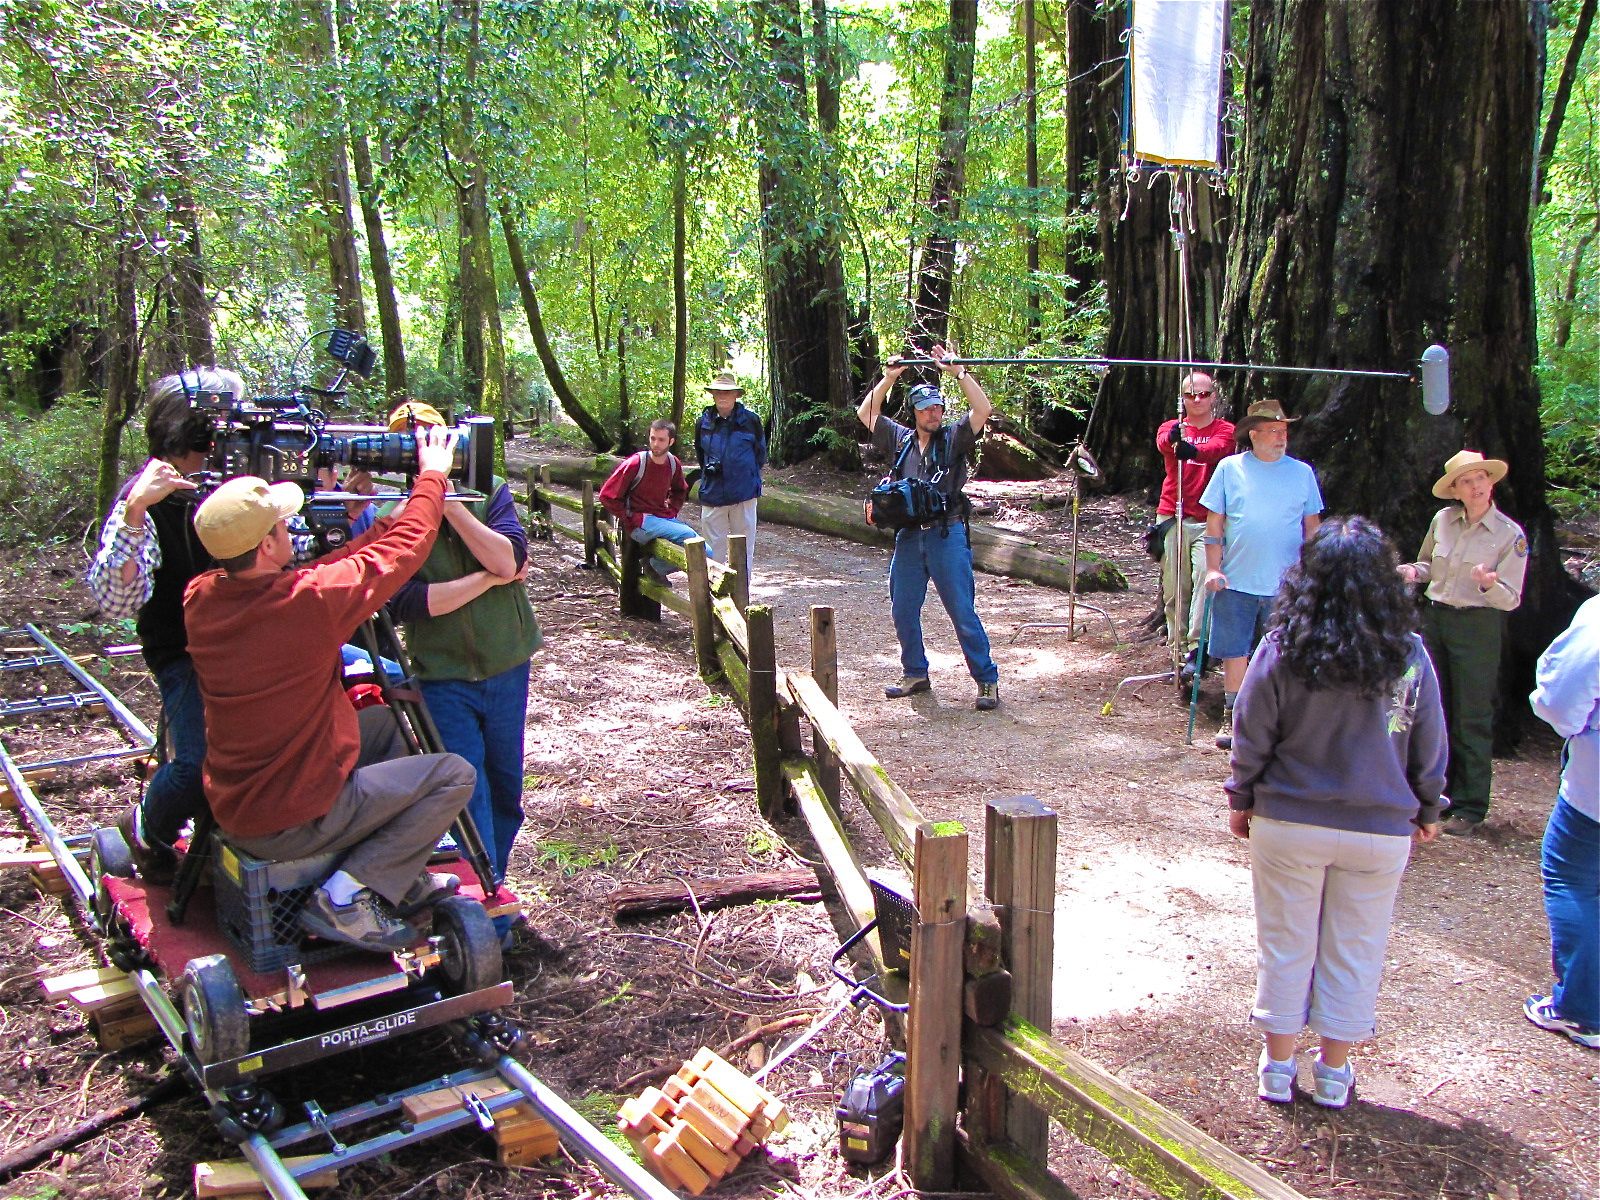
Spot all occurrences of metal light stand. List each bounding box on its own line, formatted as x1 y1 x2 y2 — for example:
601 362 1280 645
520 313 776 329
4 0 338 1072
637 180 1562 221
1011 444 1117 646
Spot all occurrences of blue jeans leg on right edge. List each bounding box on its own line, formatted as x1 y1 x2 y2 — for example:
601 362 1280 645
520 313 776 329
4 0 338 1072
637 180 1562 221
633 513 698 576
421 663 531 889
142 655 208 846
888 524 997 684
1543 797 1600 1030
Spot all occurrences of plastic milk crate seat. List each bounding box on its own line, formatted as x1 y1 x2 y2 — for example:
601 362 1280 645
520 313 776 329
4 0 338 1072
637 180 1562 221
212 837 348 972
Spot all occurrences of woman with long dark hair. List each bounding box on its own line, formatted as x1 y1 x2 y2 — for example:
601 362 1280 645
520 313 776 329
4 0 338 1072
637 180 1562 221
1226 516 1446 1108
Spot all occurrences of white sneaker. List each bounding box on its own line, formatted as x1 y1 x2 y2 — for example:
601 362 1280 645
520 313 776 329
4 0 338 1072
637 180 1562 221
1311 1054 1354 1108
1257 1049 1295 1103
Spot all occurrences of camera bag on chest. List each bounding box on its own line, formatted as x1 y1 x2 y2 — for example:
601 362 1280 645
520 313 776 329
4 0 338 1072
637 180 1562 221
865 427 956 531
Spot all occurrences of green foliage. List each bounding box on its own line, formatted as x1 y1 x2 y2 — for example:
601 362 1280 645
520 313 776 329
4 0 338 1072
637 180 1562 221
0 400 140 546
535 839 619 876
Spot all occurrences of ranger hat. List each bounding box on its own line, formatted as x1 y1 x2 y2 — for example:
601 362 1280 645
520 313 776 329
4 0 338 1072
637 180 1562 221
194 476 304 560
387 401 446 431
1234 398 1298 437
909 383 945 411
1431 449 1508 499
704 371 743 395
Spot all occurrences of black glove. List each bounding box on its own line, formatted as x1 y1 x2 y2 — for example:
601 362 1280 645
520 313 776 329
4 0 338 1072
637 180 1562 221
1174 437 1199 461
1166 422 1183 446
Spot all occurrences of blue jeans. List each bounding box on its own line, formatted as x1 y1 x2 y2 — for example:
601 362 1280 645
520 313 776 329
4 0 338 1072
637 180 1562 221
142 656 208 847
1542 797 1600 1030
421 662 531 888
632 514 697 575
889 523 997 684
1208 588 1275 661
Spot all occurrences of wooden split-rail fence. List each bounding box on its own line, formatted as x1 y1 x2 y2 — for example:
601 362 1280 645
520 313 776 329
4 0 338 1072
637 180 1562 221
517 464 1307 1200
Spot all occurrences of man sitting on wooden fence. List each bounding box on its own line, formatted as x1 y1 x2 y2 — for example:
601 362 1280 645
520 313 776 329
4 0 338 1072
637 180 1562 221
599 419 694 583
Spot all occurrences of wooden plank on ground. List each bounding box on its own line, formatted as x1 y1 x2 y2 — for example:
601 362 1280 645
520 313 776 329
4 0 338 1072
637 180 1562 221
42 966 126 999
965 1019 1310 1200
194 1157 340 1196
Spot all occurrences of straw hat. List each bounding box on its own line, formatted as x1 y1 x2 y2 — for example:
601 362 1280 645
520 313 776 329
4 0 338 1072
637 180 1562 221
1234 399 1298 437
1432 449 1508 499
704 371 743 395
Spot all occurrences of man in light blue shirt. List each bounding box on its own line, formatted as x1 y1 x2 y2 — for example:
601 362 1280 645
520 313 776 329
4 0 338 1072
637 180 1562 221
1200 400 1323 749
1524 594 1600 1048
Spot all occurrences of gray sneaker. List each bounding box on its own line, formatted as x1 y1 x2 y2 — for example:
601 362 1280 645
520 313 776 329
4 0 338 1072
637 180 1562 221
884 676 930 699
394 870 461 917
300 887 419 953
1257 1049 1295 1104
975 682 1000 711
1311 1054 1354 1109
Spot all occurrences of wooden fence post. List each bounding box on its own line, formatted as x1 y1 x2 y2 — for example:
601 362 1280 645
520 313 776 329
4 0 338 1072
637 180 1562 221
727 534 750 614
809 606 841 806
905 821 967 1190
685 538 719 682
618 533 660 621
978 795 1057 1162
581 480 599 567
745 605 785 820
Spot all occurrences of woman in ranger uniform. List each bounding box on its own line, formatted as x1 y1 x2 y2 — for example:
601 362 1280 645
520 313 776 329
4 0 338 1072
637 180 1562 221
1397 450 1528 837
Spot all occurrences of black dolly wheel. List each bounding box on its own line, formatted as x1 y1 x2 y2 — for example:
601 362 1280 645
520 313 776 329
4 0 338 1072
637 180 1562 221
432 896 502 994
182 954 250 1064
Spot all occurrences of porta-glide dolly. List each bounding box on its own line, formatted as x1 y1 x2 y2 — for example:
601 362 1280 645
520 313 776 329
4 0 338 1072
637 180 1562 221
4 619 674 1200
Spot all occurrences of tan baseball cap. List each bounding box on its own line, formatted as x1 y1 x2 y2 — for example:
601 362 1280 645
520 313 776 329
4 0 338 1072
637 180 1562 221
387 401 446 430
194 476 305 560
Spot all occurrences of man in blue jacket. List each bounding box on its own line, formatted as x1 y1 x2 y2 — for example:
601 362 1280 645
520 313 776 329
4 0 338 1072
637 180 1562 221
693 371 766 579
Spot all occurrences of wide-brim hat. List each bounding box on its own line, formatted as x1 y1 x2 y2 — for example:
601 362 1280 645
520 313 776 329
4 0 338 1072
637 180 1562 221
704 371 743 395
909 383 945 411
1432 449 1508 499
194 475 304 560
1234 399 1298 437
388 401 446 431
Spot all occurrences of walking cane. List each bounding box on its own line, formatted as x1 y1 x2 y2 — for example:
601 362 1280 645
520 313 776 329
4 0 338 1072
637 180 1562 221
1185 592 1215 745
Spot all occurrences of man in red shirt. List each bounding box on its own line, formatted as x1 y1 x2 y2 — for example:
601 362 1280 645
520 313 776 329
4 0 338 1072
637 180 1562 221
184 426 477 953
1155 372 1236 680
598 419 693 580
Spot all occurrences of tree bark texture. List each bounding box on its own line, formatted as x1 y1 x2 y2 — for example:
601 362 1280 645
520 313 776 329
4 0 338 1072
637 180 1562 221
672 147 688 434
811 0 859 469
753 0 850 467
1081 2 1228 491
95 230 141 519
165 175 213 370
910 0 978 373
1219 0 1583 706
349 130 406 401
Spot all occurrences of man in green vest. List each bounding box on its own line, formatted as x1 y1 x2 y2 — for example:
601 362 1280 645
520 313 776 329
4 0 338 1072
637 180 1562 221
357 403 541 940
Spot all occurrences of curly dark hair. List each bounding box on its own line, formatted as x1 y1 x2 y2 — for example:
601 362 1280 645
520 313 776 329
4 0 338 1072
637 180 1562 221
1267 516 1419 697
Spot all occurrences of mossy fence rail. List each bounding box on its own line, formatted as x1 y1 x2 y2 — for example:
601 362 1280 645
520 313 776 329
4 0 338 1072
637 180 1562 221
517 464 1305 1200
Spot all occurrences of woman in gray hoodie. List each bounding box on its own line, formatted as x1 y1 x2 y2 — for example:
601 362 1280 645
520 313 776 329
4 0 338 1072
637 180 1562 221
1226 516 1446 1109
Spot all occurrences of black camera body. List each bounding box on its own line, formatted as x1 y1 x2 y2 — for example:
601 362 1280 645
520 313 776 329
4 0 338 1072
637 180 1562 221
701 459 723 479
192 331 495 554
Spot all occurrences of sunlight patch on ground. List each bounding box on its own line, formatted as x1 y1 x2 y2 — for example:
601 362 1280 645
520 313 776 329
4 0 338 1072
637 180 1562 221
1053 843 1255 1022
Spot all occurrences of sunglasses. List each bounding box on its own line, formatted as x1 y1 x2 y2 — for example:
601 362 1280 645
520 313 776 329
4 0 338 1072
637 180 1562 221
1182 388 1216 398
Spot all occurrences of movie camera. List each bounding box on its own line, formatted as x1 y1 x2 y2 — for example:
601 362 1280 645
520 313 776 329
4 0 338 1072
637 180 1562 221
191 330 495 553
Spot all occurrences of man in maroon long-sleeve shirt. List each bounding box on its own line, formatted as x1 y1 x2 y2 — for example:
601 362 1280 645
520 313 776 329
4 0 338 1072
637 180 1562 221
184 427 477 953
598 419 693 579
1155 372 1235 679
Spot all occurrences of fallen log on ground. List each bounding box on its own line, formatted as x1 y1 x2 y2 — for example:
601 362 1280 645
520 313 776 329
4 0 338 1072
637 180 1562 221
611 869 823 920
526 456 1126 595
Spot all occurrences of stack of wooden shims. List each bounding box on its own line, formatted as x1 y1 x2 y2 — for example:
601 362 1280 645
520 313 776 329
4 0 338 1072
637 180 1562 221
617 1048 789 1195
41 965 159 1049
401 1078 559 1165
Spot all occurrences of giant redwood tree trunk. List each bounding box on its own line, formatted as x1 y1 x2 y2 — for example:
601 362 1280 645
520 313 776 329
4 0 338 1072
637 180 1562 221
753 0 850 467
1218 0 1584 705
1078 3 1228 489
